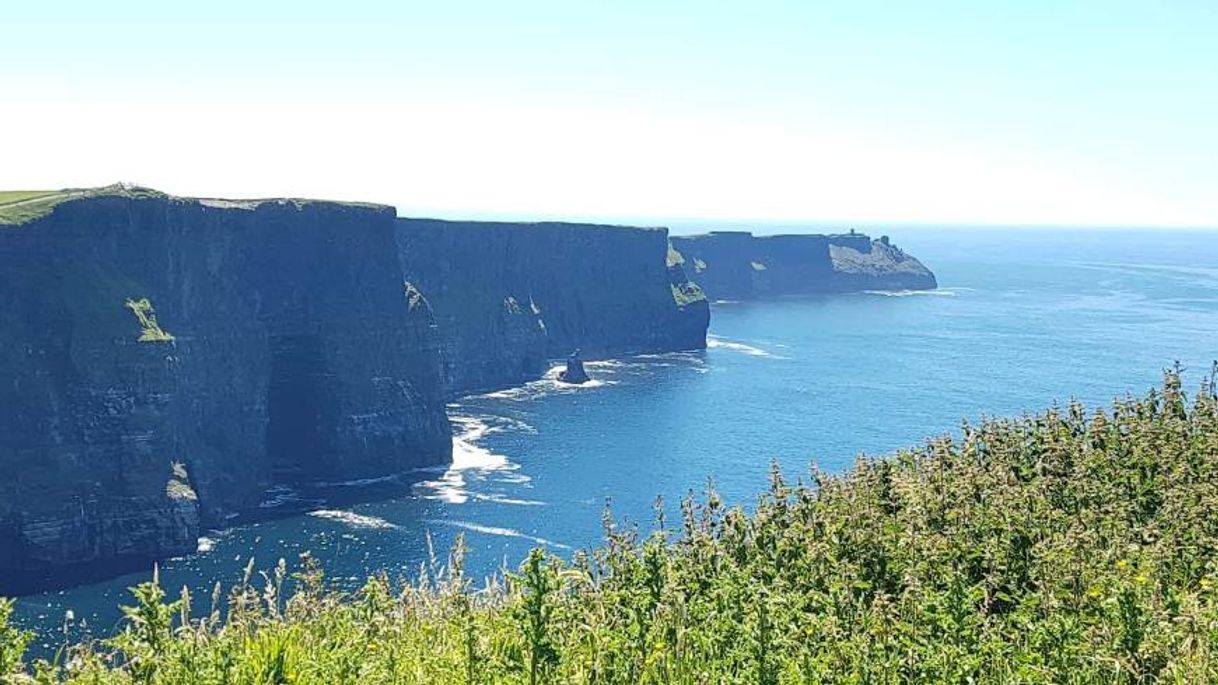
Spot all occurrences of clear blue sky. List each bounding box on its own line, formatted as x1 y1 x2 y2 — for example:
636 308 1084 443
3 1 1215 227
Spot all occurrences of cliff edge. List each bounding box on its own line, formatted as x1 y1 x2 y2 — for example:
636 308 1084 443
670 231 936 300
0 185 451 592
396 219 709 394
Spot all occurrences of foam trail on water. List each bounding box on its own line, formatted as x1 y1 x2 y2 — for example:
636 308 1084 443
430 519 572 550
470 492 546 506
863 288 958 297
308 509 399 530
706 335 776 358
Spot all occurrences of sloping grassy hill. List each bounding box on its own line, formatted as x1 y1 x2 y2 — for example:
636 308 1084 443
0 191 59 205
3 369 1217 683
0 185 391 227
0 186 169 226
0 189 74 225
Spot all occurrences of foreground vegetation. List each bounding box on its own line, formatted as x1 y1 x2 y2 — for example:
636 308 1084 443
4 369 1218 683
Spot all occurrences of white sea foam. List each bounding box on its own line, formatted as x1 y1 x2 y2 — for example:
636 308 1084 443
196 537 216 553
863 288 959 297
469 492 546 506
472 364 612 402
584 359 626 370
706 335 775 358
415 414 521 504
430 519 571 550
308 509 399 530
633 351 703 361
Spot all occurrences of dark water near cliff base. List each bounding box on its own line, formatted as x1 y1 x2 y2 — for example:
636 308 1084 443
14 228 1218 652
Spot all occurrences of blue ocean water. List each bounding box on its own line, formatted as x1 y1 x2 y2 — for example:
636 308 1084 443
14 228 1218 651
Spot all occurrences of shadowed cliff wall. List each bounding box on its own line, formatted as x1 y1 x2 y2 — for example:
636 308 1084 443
0 190 451 592
396 219 710 393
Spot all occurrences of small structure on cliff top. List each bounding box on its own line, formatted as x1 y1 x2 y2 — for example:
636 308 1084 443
558 349 591 384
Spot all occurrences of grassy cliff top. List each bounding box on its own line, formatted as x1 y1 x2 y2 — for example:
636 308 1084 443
675 230 876 241
0 184 391 226
3 370 1217 682
399 216 668 233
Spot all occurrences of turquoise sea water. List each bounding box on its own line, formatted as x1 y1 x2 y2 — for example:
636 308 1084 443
14 228 1218 651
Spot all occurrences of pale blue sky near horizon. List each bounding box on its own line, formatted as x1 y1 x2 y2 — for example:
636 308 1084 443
3 1 1216 228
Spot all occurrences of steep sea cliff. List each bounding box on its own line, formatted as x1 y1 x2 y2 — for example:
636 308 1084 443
0 187 451 592
0 188 939 593
0 187 717 591
671 231 936 299
396 219 709 393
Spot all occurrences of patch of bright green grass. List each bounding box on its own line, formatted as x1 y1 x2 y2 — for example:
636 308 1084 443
125 298 175 342
0 184 396 227
671 281 707 307
0 185 170 226
666 242 686 267
0 191 57 205
0 190 76 225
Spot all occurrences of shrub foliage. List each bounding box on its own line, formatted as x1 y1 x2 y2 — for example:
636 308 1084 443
4 369 1218 683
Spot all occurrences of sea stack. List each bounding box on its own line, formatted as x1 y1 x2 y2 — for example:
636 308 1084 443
558 349 591 384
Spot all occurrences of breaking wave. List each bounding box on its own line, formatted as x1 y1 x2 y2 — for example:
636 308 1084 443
475 364 613 402
414 414 526 504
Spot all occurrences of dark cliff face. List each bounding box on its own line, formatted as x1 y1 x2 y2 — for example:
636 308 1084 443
0 189 451 592
396 219 710 393
670 231 936 300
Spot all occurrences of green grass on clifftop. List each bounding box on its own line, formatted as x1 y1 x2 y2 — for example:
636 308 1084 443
0 189 73 225
0 184 390 227
0 191 58 205
0 185 169 226
4 369 1218 683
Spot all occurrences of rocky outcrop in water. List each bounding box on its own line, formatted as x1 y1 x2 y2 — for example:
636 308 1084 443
557 350 591 384
0 186 451 593
396 219 710 393
670 231 936 300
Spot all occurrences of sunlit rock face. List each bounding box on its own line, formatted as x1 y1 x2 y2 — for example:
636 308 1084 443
396 218 710 394
670 231 937 300
0 188 451 592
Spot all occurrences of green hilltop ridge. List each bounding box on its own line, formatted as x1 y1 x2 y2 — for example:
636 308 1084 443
3 370 1217 683
0 184 390 226
0 186 170 226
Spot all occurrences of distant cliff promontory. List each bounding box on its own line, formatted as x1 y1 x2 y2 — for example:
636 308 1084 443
670 231 936 300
